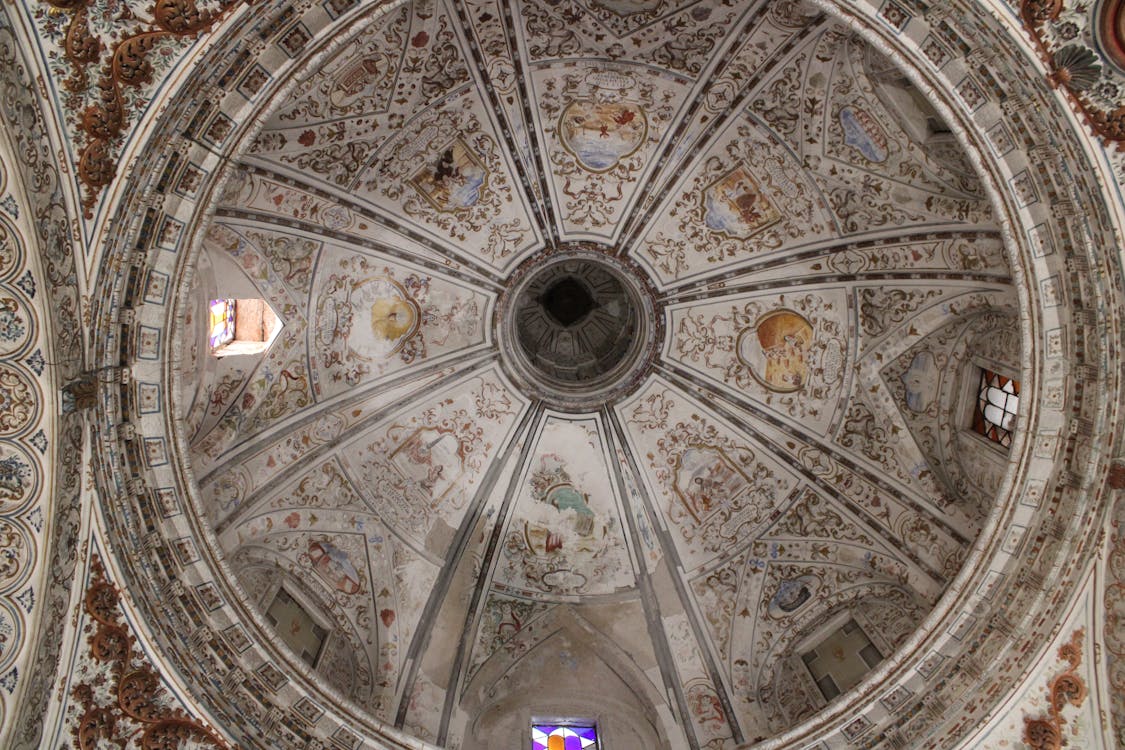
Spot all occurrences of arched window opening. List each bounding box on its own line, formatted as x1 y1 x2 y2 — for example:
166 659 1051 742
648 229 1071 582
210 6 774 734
800 618 884 702
264 587 328 668
532 723 600 750
209 298 281 356
972 367 1020 448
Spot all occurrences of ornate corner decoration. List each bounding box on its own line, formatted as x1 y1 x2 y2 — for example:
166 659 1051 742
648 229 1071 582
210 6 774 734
40 0 246 218
71 555 231 749
1020 1 1125 144
1022 627 1088 750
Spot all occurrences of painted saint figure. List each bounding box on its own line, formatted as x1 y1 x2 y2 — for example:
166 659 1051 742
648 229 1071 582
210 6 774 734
409 138 488 212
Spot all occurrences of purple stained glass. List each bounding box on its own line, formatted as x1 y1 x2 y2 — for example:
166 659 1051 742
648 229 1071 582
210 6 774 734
209 299 235 350
531 724 598 750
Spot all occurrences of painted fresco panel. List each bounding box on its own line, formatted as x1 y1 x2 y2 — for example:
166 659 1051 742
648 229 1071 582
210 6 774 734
493 415 635 598
616 377 800 571
338 369 528 556
310 248 491 400
665 287 851 436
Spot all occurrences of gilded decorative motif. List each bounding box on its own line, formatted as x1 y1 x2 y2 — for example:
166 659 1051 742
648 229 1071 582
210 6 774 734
37 0 247 216
1021 0 1125 143
68 556 231 749
1022 628 1088 750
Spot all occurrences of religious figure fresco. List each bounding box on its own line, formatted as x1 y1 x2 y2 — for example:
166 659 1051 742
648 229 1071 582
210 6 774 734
524 454 598 551
388 426 464 504
500 451 628 595
307 540 363 595
701 165 781 239
409 138 488 212
839 106 889 163
673 446 752 526
736 309 815 392
559 101 647 172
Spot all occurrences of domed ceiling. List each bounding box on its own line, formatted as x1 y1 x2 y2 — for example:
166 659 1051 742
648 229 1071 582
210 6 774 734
173 0 1019 746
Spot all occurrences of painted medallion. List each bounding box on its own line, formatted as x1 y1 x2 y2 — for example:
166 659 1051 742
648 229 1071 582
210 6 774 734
839 106 889 163
701 165 781 239
408 138 489 212
349 276 420 360
307 540 363 595
736 309 814 393
330 56 383 109
559 101 647 172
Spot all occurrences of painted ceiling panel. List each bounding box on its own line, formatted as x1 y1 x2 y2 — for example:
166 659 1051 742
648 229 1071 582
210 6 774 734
333 367 530 561
197 359 463 527
219 170 488 276
308 247 493 400
615 376 803 573
664 285 851 436
633 111 837 288
490 413 636 598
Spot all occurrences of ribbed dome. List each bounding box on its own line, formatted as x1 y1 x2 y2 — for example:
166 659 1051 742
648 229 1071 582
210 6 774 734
171 1 1018 746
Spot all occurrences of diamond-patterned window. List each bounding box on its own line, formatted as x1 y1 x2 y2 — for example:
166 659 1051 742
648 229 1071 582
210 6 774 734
532 724 599 750
972 368 1020 448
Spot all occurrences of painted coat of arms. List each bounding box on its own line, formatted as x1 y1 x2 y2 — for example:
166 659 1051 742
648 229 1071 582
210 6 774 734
409 138 489 212
701 165 781 239
736 309 814 393
559 100 647 172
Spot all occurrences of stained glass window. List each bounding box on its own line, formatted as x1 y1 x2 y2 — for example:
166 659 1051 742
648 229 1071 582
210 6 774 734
532 724 599 750
209 298 235 350
972 368 1019 448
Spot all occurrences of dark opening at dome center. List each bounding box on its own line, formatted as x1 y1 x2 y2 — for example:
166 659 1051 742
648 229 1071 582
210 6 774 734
540 277 597 327
499 248 657 409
